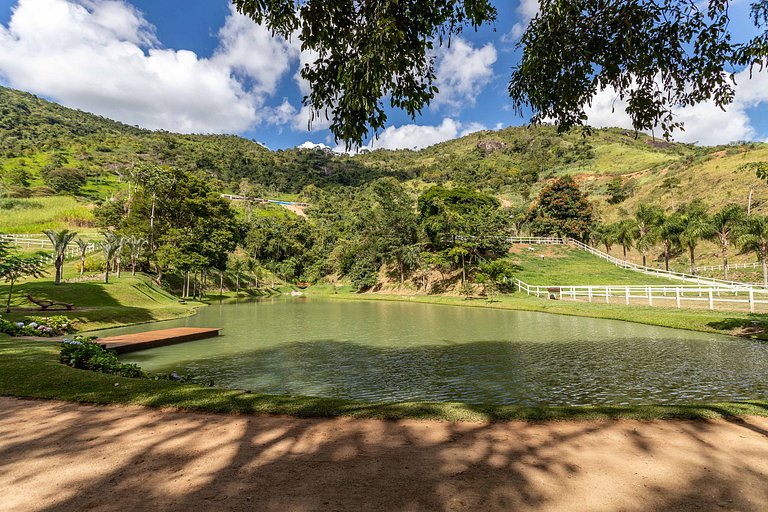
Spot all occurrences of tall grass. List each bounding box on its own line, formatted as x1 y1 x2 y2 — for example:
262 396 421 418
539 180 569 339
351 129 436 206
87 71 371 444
0 196 94 234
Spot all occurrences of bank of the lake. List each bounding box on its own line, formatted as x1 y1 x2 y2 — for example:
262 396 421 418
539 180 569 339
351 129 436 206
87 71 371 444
2 337 768 422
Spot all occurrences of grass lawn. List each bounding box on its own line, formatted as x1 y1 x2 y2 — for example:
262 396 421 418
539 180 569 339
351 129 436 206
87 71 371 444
0 272 199 331
1 337 767 422
509 245 695 286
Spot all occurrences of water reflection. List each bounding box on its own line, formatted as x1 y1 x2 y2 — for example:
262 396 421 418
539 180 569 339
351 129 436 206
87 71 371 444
105 298 768 406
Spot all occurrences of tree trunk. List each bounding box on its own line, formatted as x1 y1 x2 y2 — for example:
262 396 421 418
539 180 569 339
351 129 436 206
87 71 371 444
664 244 670 271
5 280 14 313
150 192 156 251
689 246 696 275
623 245 627 259
219 271 223 297
80 256 85 277
236 273 240 294
461 254 466 284
104 269 109 284
54 255 63 285
399 259 404 284
131 260 136 276
722 241 729 280
763 254 767 289
642 252 647 267
116 256 121 279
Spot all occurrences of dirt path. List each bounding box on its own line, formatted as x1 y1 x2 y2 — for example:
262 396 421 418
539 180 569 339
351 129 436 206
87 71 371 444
1 398 767 511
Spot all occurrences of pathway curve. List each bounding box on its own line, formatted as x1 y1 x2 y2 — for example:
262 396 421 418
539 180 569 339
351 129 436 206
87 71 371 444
1 397 767 511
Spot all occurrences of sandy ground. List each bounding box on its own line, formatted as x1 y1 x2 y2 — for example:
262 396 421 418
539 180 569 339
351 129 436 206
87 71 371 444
1 398 767 512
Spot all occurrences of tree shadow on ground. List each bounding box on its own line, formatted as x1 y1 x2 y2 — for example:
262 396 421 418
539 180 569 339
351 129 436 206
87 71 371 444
1 398 767 511
0 280 176 328
706 315 768 340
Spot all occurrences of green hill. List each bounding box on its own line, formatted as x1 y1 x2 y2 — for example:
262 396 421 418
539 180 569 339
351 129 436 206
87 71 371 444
2 84 767 228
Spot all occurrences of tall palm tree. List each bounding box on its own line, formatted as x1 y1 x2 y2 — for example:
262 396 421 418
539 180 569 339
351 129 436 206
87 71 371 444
737 215 768 288
594 223 619 254
614 219 638 260
44 229 78 285
708 204 746 280
634 204 664 267
74 238 90 277
99 233 122 284
230 258 246 294
677 202 711 274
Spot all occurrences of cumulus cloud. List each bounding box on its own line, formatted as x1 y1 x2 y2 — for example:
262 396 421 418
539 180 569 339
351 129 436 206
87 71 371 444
432 38 497 110
0 0 297 133
585 69 768 145
503 0 540 43
360 118 484 151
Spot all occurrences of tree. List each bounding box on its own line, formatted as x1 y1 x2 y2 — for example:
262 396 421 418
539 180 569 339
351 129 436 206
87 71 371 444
593 223 618 254
99 233 122 284
229 257 246 294
708 204 747 280
677 201 711 275
738 215 768 288
527 176 593 241
614 219 637 260
476 259 518 302
1 256 45 313
125 236 147 276
74 239 90 277
238 1 768 146
635 204 664 267
659 213 684 272
44 229 78 285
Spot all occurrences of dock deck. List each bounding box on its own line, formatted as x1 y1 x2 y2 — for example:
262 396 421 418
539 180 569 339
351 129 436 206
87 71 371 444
99 327 221 353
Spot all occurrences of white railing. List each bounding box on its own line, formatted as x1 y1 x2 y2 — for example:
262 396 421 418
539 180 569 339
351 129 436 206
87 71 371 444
0 235 97 260
508 237 753 290
696 262 761 272
513 279 768 313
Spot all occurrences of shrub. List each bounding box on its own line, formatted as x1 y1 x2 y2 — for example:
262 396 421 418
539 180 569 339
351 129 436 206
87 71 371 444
60 336 146 378
42 168 87 194
0 315 75 337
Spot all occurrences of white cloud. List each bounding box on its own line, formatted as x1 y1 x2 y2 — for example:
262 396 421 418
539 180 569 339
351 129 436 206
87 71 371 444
363 118 487 151
297 141 332 151
432 38 497 110
0 0 297 133
503 0 540 43
584 69 768 145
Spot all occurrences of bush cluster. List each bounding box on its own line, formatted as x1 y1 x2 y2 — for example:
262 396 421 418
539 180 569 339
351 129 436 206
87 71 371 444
59 336 146 378
0 315 75 337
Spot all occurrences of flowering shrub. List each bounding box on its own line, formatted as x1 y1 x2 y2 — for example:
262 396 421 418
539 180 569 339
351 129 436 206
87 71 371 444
0 315 75 337
60 336 146 378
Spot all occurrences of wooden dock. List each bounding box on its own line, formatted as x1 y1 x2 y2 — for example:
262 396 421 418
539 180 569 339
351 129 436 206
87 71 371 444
99 327 221 354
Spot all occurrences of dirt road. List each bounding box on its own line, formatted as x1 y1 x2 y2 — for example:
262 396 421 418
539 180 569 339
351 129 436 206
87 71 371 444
1 397 767 511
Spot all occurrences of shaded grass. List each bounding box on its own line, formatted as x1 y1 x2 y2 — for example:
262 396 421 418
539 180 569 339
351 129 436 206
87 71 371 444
1 338 767 422
0 273 199 331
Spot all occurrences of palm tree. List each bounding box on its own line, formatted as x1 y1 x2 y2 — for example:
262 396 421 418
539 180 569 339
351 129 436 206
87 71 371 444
44 229 78 285
659 213 684 271
230 258 246 294
614 219 637 260
634 204 664 267
708 204 746 280
737 215 768 288
74 238 90 277
99 233 122 284
677 202 711 274
594 223 618 254
125 236 147 276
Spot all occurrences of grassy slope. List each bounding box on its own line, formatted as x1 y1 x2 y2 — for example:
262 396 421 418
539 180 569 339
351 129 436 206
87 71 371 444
0 271 198 331
0 196 95 233
509 245 685 285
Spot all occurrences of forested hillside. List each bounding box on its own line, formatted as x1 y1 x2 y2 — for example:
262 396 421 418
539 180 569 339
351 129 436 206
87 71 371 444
2 84 767 219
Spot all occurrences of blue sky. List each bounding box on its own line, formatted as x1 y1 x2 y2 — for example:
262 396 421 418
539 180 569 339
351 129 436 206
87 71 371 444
1 0 767 150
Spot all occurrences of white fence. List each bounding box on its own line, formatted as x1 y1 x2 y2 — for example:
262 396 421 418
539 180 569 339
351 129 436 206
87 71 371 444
696 262 761 272
1 234 97 261
508 237 754 290
513 279 768 313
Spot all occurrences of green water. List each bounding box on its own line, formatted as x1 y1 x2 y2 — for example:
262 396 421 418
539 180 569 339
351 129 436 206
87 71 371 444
104 297 768 406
